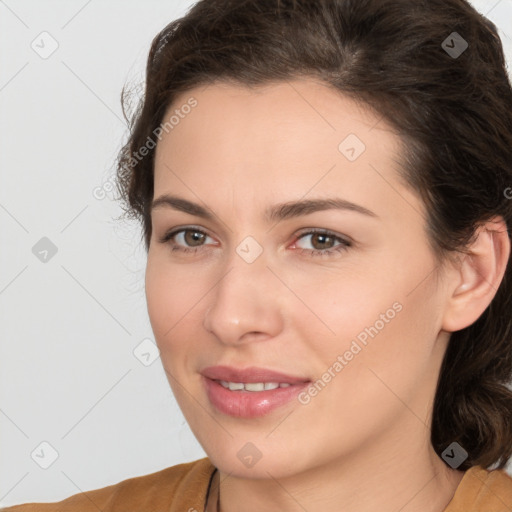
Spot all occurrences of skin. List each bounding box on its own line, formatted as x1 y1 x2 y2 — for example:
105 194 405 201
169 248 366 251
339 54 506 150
145 78 510 512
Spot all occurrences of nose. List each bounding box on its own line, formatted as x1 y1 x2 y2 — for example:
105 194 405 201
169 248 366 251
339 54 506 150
202 249 285 346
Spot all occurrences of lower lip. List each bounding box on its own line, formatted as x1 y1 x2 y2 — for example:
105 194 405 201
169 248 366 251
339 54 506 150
203 377 310 418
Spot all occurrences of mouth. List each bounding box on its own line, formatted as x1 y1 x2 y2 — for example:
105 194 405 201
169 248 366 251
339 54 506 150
201 365 311 418
200 365 310 385
216 380 295 391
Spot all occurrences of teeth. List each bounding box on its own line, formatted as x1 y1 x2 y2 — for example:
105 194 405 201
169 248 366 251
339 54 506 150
224 382 244 391
245 382 267 392
219 381 293 391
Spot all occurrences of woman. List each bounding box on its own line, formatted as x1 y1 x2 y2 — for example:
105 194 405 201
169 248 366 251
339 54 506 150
4 0 512 510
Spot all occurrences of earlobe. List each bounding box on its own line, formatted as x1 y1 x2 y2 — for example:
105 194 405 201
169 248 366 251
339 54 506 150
442 216 510 333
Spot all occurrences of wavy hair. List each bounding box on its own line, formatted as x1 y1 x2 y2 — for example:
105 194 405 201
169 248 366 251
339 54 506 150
114 0 512 471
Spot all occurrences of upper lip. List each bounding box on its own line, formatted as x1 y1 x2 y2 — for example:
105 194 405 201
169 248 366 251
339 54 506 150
201 365 311 384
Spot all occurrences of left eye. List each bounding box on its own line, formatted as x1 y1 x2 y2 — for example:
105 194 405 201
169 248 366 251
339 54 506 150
293 230 351 255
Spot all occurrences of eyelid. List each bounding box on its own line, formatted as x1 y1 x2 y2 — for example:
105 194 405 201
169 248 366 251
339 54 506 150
159 225 217 244
291 227 353 248
160 226 350 243
159 225 353 257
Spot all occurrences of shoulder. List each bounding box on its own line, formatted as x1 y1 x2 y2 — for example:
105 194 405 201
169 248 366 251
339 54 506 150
1 457 215 512
445 465 512 512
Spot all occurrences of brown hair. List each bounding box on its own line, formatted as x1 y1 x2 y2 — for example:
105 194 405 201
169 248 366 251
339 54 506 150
115 0 512 471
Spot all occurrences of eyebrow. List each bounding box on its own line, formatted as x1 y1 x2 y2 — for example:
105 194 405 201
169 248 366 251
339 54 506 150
151 194 378 222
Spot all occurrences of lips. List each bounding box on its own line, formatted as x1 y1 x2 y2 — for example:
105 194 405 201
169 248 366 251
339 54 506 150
200 365 312 417
200 365 310 384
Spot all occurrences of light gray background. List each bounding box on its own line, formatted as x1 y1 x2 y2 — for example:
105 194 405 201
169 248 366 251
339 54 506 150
1 0 511 506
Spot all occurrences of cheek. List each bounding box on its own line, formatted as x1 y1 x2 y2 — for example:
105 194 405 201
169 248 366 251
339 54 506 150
316 283 439 424
295 252 439 398
144 259 204 398
145 259 173 340
284 264 394 343
145 254 209 340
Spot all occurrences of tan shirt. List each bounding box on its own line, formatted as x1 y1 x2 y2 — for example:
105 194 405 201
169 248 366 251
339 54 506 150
2 458 512 511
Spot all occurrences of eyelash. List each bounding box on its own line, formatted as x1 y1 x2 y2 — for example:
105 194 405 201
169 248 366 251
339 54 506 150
158 227 352 258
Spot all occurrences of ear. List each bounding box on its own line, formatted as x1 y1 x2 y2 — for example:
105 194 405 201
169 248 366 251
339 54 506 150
441 216 510 333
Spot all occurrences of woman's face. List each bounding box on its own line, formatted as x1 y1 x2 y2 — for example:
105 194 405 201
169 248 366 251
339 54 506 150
146 79 452 477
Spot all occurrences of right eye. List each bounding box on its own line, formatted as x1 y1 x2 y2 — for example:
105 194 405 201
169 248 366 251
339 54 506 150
159 227 217 254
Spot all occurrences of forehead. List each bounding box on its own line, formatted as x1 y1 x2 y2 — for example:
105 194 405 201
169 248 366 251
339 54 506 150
163 78 394 147
155 79 400 170
152 78 422 225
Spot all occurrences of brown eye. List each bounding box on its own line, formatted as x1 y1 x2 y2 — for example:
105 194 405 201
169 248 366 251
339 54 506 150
310 233 336 250
294 229 351 257
159 227 215 254
184 230 207 246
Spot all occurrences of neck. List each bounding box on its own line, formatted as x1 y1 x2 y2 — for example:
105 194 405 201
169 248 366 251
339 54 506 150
206 422 465 512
